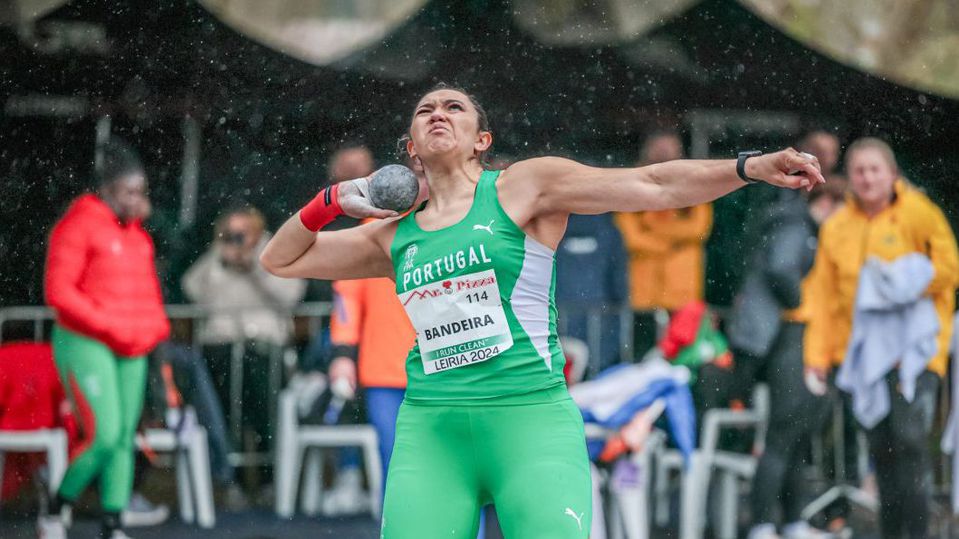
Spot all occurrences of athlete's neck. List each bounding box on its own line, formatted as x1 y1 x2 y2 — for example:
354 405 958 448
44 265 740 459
422 160 484 212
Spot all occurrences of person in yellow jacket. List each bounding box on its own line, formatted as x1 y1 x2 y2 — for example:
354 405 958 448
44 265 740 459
804 137 959 539
615 130 712 357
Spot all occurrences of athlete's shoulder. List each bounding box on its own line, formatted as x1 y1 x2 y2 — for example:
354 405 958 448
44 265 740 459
500 156 580 181
497 157 587 202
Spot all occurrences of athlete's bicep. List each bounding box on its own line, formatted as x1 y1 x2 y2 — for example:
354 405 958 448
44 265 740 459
271 221 395 281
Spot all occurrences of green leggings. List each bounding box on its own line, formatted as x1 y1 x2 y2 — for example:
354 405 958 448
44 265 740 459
381 386 592 538
52 325 147 512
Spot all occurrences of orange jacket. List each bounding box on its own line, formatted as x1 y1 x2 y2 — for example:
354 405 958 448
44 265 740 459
615 204 712 311
329 275 414 389
804 181 959 376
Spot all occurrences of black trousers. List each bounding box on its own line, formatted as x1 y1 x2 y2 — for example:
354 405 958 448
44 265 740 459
859 370 939 539
204 341 277 453
747 322 831 525
155 342 236 485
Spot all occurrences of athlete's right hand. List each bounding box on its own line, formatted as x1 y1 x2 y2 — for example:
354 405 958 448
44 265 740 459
337 177 399 220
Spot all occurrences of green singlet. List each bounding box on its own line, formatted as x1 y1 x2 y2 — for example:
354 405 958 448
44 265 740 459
381 170 592 538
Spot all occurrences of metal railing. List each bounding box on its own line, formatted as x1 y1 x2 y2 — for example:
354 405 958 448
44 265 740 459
555 303 669 377
0 302 333 345
0 302 333 467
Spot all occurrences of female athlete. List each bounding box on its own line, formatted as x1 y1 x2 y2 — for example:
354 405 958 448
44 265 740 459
261 84 823 538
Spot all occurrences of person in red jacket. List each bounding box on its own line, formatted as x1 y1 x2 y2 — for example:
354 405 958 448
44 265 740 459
39 138 170 539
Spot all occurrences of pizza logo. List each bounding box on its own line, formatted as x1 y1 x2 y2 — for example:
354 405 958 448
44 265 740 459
442 280 453 294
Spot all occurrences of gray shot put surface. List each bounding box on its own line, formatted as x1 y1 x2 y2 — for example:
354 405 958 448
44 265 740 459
369 164 419 212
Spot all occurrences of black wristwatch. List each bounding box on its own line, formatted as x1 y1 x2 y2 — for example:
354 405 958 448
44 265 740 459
737 151 763 184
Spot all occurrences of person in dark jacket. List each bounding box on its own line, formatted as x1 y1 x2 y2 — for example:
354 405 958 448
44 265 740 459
728 180 846 539
41 138 170 539
555 213 629 374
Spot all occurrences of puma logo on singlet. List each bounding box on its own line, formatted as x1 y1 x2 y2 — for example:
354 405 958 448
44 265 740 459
473 220 494 235
564 507 584 530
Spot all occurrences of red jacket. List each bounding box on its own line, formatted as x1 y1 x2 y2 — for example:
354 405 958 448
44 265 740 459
0 342 80 500
45 194 169 357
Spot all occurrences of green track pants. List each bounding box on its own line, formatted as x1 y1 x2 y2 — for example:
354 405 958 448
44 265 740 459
52 325 147 512
381 385 592 538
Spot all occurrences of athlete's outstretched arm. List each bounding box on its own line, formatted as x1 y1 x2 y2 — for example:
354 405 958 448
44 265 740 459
506 149 823 216
261 180 398 281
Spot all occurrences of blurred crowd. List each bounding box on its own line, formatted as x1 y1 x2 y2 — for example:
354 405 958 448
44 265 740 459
2 126 958 539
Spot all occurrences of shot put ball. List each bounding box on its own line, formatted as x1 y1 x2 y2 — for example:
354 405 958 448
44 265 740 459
369 164 419 212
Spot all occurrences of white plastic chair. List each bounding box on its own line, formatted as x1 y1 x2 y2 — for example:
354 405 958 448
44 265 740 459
589 424 666 539
679 384 769 539
0 424 214 528
274 389 382 519
0 428 68 497
137 425 216 528
651 384 769 539
568 334 664 539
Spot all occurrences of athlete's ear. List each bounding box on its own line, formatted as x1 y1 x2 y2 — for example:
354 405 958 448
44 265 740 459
406 137 418 160
474 131 492 154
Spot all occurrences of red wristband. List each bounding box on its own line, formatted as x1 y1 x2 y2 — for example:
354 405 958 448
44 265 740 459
299 184 343 232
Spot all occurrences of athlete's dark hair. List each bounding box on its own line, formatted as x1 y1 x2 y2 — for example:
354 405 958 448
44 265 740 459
408 82 491 167
94 137 144 187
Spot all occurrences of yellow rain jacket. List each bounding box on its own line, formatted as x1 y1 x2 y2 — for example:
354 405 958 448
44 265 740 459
804 181 959 376
615 204 712 311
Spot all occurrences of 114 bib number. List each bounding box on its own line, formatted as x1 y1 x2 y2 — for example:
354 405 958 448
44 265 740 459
398 269 513 375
